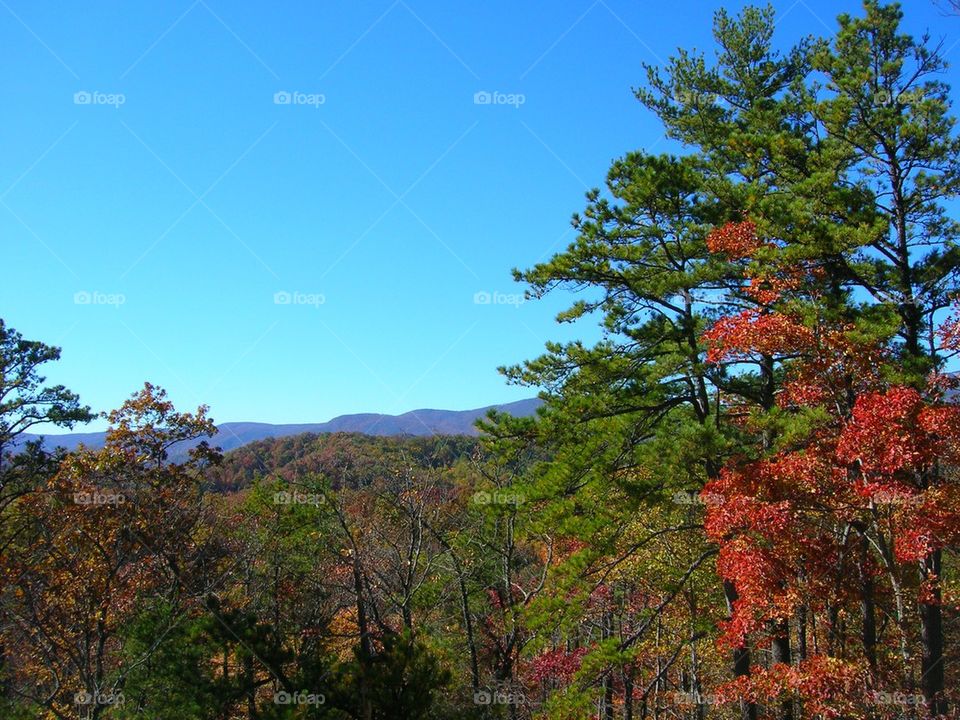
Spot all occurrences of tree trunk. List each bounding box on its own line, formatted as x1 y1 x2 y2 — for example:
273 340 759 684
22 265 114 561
0 636 7 699
797 606 807 661
724 580 756 720
243 652 256 719
920 549 946 716
352 555 373 720
456 563 480 694
857 529 878 674
827 604 840 656
601 611 614 720
770 617 792 720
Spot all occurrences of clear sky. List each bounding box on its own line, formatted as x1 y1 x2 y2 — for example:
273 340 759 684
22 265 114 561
2 0 957 431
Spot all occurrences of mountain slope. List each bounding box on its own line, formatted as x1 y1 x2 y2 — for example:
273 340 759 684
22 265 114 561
17 397 542 457
207 432 482 492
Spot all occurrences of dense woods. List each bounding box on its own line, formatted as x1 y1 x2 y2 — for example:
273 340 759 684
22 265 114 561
3 2 960 718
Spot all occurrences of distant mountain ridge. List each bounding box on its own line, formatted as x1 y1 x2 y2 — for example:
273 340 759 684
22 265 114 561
17 398 543 458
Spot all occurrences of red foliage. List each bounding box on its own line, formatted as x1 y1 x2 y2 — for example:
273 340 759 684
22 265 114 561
744 275 797 304
706 220 764 259
716 656 869 719
529 646 590 684
776 328 886 411
836 387 960 476
704 310 814 364
703 453 851 647
938 303 960 351
701 215 960 714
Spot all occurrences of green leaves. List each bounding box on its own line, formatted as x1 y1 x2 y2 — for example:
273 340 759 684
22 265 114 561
0 318 94 458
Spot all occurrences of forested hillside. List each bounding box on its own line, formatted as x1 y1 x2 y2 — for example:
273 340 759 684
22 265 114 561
2 2 960 719
205 432 482 491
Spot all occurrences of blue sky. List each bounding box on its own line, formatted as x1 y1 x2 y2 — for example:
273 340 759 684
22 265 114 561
2 0 957 431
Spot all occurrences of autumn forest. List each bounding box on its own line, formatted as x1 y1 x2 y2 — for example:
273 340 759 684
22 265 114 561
3 2 960 718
